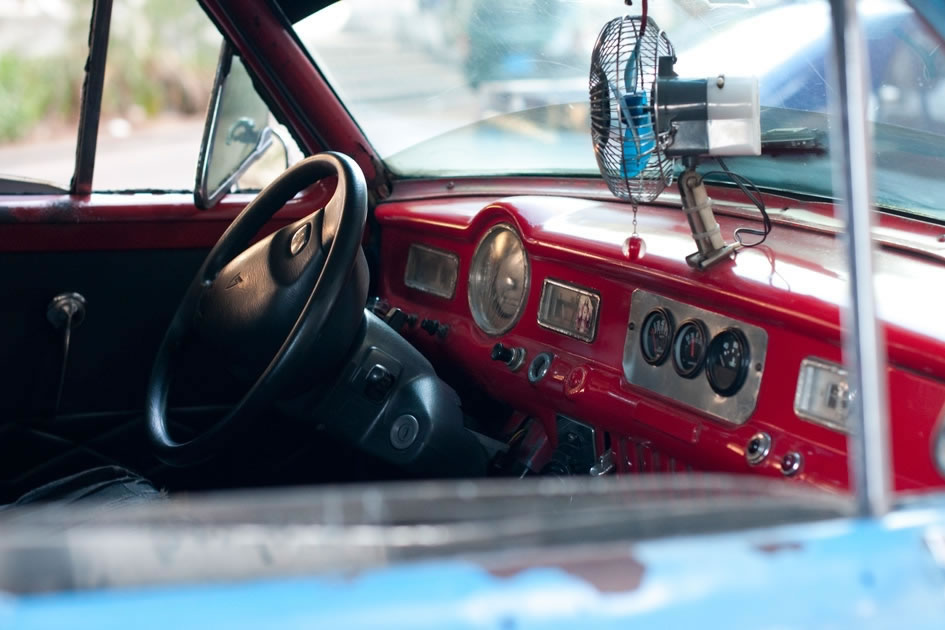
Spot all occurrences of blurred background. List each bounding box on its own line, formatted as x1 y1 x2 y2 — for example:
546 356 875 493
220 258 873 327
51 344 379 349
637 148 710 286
0 0 219 190
2 0 939 188
0 0 701 189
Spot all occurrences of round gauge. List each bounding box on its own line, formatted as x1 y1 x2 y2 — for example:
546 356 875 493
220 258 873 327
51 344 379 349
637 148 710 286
468 224 530 335
672 320 709 378
640 308 674 365
706 328 751 396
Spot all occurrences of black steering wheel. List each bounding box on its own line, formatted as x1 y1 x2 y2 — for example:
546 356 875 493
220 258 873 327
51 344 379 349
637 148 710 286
146 152 368 466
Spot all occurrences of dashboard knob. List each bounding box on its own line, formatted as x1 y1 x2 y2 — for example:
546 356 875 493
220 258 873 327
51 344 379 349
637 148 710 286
781 451 803 477
364 364 395 401
491 343 526 371
491 343 514 363
745 432 772 466
420 318 448 338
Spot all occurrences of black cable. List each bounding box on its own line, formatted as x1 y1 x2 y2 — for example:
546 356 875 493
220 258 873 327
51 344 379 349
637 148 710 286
53 310 73 417
701 157 773 248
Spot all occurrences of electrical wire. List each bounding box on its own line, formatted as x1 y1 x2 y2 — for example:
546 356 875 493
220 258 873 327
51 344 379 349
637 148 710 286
701 157 773 248
53 310 73 417
637 0 648 40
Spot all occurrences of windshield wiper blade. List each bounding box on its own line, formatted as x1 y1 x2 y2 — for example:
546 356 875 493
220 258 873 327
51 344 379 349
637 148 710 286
760 127 827 155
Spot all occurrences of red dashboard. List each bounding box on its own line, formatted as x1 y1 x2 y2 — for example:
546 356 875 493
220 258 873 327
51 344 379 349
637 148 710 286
375 184 945 494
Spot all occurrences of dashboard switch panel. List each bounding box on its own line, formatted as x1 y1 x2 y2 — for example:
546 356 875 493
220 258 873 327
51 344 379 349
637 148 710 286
623 289 768 425
545 415 597 476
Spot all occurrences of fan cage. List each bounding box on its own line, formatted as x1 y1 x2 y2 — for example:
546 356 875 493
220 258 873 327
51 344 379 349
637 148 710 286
590 16 676 204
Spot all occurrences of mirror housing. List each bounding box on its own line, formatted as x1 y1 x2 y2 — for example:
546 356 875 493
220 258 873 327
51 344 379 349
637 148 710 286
195 42 277 209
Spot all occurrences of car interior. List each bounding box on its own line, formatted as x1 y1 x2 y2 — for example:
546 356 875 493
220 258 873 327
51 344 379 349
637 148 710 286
1 0 945 513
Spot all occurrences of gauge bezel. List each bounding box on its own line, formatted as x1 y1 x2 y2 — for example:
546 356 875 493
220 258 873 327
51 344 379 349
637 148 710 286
467 223 530 336
706 327 751 397
404 243 459 299
672 319 709 378
640 307 675 366
537 278 600 343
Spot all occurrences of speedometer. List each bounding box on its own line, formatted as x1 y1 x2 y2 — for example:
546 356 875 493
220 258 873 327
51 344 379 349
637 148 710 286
468 224 529 335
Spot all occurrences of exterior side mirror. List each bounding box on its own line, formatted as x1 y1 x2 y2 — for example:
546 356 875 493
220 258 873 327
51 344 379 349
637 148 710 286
235 128 291 192
195 42 276 209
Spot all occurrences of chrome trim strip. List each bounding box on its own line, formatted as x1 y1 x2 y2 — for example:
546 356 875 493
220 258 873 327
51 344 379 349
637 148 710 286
829 0 891 516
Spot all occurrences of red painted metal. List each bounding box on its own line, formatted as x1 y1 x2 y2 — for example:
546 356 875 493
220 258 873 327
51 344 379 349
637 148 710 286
375 194 945 494
0 181 334 252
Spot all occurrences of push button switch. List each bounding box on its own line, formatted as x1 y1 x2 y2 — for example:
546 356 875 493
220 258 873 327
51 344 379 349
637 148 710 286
390 414 420 450
364 364 395 401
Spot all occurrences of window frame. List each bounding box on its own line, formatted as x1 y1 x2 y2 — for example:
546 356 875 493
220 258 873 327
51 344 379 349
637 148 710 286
193 41 280 209
71 0 113 196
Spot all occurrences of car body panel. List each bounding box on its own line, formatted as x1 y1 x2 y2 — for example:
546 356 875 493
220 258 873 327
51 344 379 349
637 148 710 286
2 503 945 628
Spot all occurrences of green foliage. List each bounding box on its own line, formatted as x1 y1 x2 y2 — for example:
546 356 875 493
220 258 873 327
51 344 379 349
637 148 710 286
2 0 220 142
102 0 220 117
0 53 83 142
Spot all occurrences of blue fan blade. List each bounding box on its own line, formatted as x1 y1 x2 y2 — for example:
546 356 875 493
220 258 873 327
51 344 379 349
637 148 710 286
621 92 654 178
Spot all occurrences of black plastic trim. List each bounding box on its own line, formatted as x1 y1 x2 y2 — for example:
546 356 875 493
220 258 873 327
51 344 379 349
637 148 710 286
71 0 113 195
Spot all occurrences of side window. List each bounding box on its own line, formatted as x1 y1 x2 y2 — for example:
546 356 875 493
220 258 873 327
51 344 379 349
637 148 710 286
0 1 93 191
96 0 299 193
0 0 298 195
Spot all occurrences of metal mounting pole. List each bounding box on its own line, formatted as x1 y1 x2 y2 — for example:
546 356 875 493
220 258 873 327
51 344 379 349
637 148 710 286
828 0 891 517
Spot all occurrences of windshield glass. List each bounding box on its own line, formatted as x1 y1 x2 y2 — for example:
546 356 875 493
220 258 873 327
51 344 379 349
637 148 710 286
295 0 945 220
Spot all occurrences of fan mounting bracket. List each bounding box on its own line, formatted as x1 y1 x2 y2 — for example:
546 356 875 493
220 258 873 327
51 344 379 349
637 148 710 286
686 242 740 270
678 166 740 270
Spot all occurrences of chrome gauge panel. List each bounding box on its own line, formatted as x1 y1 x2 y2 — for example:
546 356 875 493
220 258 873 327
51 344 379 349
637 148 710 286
623 289 768 425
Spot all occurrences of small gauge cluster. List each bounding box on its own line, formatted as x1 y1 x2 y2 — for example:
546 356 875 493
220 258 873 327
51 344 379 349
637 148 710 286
624 290 768 425
639 308 749 396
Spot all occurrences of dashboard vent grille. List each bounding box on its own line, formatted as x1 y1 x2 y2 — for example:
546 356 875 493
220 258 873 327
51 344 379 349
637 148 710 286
622 438 690 474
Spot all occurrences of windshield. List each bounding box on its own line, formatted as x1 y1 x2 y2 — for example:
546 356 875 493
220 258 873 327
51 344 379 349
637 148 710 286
295 0 945 220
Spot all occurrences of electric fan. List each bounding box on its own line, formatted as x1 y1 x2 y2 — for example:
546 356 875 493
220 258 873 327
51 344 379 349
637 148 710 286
589 3 762 269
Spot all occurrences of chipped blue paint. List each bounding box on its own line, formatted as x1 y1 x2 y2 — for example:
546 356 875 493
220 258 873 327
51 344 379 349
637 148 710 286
2 510 944 630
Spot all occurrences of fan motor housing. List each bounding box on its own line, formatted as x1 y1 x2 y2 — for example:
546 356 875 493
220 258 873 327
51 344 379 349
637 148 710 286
656 59 761 158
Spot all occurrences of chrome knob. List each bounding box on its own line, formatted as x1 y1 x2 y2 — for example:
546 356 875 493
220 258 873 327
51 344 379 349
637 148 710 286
781 451 803 477
46 292 86 330
745 432 772 466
